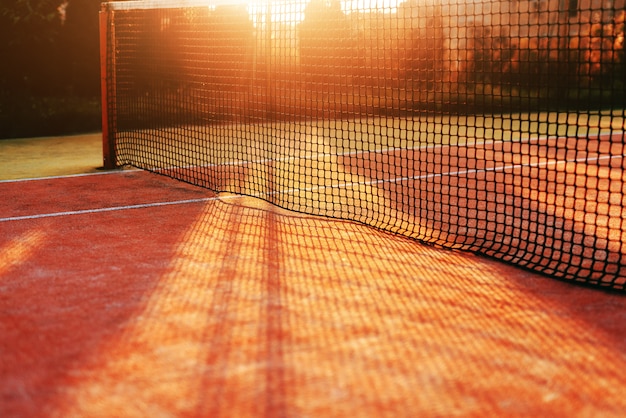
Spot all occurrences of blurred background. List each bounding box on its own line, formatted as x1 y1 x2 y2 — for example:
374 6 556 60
1 0 102 139
2 0 624 139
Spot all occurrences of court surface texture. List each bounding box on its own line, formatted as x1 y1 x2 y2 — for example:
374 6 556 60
1 133 625 417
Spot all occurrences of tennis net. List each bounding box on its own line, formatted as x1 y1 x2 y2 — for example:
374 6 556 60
100 0 626 291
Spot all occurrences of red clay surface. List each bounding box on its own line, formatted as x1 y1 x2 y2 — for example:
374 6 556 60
1 170 625 417
338 134 626 288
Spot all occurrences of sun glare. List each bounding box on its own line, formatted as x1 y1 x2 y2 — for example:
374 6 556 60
0 229 47 276
192 0 403 24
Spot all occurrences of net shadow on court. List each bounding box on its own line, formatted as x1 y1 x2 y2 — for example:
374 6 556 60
1 170 625 417
338 133 626 288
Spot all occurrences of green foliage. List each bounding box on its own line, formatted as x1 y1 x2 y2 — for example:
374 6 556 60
0 0 64 94
0 0 62 44
0 0 103 138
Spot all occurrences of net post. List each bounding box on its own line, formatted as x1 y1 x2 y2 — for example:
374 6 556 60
99 3 116 170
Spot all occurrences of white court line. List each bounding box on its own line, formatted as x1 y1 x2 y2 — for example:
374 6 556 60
255 152 626 198
0 197 222 223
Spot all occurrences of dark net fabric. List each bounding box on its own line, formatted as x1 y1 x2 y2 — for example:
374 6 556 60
101 0 626 291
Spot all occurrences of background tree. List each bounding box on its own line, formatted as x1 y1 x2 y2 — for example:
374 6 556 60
397 2 446 94
0 0 103 138
58 0 101 96
299 0 354 87
0 0 65 95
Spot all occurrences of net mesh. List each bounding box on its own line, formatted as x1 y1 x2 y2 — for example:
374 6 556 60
101 0 626 291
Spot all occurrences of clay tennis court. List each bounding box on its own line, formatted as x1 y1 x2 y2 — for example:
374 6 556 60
1 133 625 417
117 116 626 287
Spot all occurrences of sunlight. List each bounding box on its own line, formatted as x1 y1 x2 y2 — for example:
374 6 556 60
192 0 405 24
343 0 401 12
0 229 47 277
51 200 270 416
